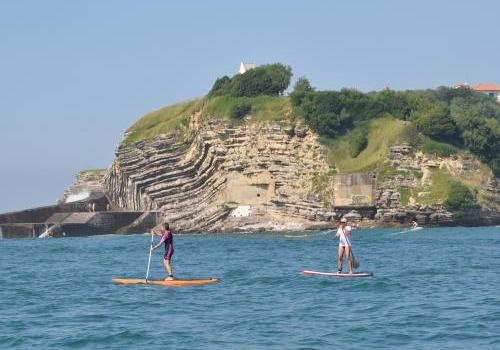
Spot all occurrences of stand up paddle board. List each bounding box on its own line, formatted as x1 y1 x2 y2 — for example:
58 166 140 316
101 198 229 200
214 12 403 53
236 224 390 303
300 270 372 278
112 278 218 287
284 234 308 238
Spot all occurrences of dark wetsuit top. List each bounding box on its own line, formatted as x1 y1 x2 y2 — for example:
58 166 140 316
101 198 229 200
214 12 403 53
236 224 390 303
160 230 174 260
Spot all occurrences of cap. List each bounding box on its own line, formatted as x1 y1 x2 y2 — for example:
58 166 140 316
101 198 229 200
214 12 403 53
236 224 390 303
340 218 347 223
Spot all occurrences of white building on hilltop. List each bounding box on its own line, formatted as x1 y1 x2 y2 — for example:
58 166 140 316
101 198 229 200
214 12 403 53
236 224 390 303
472 84 500 103
239 62 257 74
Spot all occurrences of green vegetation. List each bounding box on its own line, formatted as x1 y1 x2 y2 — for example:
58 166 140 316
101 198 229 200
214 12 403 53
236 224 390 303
311 172 335 207
327 117 408 174
123 99 201 144
400 168 464 207
77 169 107 181
444 182 479 212
348 123 370 157
291 82 500 175
376 164 410 187
414 105 456 140
208 63 292 97
203 95 291 122
417 171 455 205
123 64 498 182
422 139 458 157
399 187 410 206
230 102 252 119
290 76 314 106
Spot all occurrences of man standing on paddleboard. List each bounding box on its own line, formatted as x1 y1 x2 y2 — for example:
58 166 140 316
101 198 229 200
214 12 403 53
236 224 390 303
150 223 175 280
336 218 353 274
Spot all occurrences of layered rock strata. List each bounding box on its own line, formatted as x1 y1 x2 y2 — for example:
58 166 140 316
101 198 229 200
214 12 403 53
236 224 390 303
104 121 338 232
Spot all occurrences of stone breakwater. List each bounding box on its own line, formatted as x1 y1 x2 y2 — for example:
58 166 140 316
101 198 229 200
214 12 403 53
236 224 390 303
105 121 340 232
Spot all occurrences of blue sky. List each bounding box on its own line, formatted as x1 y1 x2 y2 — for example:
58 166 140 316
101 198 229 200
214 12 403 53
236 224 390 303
1 0 499 212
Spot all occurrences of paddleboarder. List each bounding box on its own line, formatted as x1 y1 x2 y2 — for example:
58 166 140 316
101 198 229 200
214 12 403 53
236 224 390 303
335 218 353 274
150 223 175 280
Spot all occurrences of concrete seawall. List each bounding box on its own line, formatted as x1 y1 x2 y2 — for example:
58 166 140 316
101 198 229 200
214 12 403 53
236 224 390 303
0 206 163 239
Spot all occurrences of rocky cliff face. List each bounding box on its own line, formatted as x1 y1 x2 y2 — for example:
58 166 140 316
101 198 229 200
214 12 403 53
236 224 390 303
105 120 340 232
375 144 500 225
104 111 499 231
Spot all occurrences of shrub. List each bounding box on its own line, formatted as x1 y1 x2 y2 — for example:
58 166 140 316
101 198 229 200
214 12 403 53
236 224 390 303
230 103 252 119
414 105 457 140
490 157 500 177
208 63 292 98
300 91 344 136
460 117 498 162
208 76 231 97
422 139 457 157
399 187 410 206
231 63 292 97
290 76 313 106
444 182 478 212
375 88 411 120
348 125 369 157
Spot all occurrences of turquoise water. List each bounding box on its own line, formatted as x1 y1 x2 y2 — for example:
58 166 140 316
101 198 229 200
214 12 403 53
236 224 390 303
1 227 499 349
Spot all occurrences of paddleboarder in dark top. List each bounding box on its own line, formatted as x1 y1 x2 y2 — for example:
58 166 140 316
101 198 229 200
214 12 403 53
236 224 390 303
150 223 175 280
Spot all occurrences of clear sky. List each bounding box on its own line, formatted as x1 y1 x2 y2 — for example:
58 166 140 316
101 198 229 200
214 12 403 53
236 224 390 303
1 0 499 212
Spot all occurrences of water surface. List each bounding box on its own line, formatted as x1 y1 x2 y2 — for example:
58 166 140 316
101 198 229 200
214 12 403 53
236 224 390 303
1 227 499 349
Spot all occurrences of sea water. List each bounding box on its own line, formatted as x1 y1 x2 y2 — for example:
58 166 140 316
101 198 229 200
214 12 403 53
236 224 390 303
0 227 499 349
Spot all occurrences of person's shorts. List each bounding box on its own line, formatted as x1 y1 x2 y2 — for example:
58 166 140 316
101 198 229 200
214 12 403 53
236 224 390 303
164 249 174 260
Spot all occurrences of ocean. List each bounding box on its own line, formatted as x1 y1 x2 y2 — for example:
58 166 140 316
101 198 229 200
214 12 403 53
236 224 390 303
1 227 499 349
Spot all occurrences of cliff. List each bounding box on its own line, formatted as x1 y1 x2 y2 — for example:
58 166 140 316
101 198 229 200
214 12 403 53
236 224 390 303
103 98 500 230
105 119 338 232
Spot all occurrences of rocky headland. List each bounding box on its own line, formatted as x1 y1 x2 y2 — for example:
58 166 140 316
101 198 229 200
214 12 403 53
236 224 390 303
2 65 499 238
102 105 499 232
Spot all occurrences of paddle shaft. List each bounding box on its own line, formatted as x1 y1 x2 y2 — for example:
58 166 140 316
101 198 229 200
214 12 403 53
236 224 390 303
145 232 154 281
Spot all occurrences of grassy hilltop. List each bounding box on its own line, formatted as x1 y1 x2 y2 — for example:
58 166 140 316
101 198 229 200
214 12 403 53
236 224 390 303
122 63 500 212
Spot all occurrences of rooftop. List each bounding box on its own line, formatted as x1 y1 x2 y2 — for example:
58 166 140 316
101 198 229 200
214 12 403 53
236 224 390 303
472 84 500 91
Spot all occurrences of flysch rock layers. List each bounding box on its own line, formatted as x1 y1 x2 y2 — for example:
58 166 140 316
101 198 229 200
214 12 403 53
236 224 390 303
104 121 338 232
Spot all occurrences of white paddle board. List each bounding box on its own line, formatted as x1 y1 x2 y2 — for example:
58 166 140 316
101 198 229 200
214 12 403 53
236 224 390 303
301 270 373 278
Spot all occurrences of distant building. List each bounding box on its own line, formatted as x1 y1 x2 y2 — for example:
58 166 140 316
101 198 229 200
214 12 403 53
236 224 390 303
471 84 500 102
453 81 470 89
239 62 257 74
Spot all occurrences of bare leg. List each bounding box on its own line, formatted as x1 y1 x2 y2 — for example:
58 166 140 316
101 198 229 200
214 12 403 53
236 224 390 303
337 246 344 273
163 259 174 280
345 246 352 274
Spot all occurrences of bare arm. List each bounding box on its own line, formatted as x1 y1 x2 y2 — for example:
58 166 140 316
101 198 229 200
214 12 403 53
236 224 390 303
150 231 166 251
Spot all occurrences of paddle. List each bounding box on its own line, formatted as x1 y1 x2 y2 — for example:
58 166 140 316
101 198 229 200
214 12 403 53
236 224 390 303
349 246 360 269
145 231 154 282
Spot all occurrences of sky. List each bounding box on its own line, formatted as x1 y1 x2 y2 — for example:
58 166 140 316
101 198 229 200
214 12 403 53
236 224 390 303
1 0 499 213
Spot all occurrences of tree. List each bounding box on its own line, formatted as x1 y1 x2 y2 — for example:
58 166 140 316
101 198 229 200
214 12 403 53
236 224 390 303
290 76 313 106
414 105 457 141
376 88 411 120
444 182 478 212
208 76 231 97
230 63 292 97
300 91 345 137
